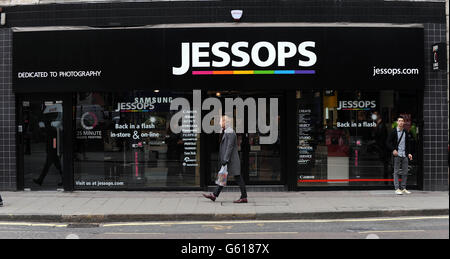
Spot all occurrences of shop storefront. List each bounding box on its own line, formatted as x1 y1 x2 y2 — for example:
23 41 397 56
12 25 425 191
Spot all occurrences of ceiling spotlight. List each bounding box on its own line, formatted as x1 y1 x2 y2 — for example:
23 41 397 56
154 89 160 93
1 12 6 26
231 10 243 21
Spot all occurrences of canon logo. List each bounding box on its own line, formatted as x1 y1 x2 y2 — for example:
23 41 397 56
172 41 317 75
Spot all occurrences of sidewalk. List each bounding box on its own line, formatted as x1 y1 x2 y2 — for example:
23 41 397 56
0 190 448 223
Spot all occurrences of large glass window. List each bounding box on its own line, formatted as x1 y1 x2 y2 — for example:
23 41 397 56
297 89 419 187
204 91 282 185
74 91 200 189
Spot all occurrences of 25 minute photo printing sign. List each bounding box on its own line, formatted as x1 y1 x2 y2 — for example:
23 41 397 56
13 25 424 93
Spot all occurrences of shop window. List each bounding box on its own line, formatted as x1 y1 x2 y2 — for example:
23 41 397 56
296 90 419 187
204 91 282 184
74 91 200 189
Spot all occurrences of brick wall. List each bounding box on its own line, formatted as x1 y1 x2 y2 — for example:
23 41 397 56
0 28 15 191
423 23 448 191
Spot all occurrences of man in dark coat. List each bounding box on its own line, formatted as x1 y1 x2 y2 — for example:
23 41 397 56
0 194 3 207
386 116 413 195
33 119 63 186
166 129 183 186
372 111 389 179
203 115 248 203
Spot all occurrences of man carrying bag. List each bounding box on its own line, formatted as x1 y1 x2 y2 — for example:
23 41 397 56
215 164 228 187
387 116 413 195
203 115 248 203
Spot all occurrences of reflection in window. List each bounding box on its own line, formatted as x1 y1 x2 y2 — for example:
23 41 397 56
297 90 418 186
74 91 200 189
204 91 282 184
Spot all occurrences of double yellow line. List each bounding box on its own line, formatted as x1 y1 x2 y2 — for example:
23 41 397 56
0 215 447 228
0 222 67 228
102 215 449 227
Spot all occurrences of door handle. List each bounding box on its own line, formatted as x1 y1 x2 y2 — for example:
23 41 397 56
17 125 24 145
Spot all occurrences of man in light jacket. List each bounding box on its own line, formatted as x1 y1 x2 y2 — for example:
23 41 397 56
203 115 248 203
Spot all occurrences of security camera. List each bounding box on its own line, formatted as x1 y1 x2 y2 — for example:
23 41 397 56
231 10 243 21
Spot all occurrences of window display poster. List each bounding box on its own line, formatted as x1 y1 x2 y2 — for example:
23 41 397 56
73 92 201 189
248 152 258 177
297 102 314 168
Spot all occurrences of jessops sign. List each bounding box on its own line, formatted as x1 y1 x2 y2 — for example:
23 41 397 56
13 26 424 92
172 41 317 75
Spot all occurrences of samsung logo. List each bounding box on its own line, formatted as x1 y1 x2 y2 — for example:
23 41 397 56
114 97 173 112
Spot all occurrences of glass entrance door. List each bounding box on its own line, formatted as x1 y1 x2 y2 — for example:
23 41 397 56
19 97 64 190
206 91 284 185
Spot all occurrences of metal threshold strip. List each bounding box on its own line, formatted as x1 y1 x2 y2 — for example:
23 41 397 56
12 22 424 32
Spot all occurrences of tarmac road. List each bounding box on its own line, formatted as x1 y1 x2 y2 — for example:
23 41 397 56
0 215 447 239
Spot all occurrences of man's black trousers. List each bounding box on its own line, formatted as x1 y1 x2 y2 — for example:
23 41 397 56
214 175 247 199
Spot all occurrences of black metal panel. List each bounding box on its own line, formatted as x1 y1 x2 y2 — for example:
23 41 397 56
2 0 446 28
285 90 297 191
13 26 425 93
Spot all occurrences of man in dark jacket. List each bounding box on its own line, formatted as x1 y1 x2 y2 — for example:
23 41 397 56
372 111 389 180
0 194 3 207
386 116 413 195
33 119 63 186
203 115 248 203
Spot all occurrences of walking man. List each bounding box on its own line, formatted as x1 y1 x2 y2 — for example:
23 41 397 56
33 119 63 187
0 194 3 207
372 111 389 181
203 115 248 203
387 115 413 195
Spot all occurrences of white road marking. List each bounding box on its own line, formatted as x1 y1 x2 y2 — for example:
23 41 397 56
359 230 426 234
226 232 298 235
66 234 80 239
366 234 380 239
103 232 164 235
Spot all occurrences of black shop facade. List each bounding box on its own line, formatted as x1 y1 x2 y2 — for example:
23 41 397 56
13 24 425 191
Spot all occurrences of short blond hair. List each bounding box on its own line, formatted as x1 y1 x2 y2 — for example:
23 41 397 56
222 114 233 128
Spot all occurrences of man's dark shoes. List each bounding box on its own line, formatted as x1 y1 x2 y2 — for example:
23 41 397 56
33 179 42 186
233 198 248 203
203 193 216 202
